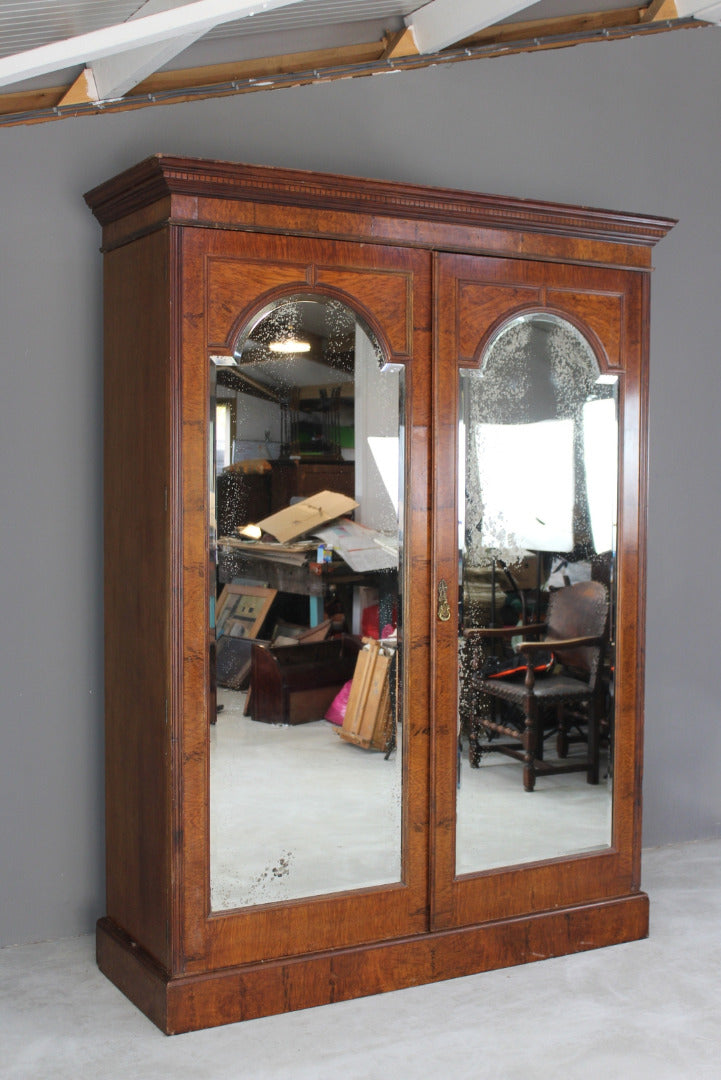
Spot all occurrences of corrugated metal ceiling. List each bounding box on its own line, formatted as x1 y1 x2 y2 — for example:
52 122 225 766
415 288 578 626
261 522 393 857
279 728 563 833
0 1 647 60
0 3 137 57
0 1 416 59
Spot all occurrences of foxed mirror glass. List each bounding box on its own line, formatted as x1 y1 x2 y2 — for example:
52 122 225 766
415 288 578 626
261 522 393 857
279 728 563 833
456 312 617 873
209 294 404 910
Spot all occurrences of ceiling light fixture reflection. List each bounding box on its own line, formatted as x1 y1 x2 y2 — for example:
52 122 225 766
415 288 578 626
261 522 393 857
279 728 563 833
268 338 311 354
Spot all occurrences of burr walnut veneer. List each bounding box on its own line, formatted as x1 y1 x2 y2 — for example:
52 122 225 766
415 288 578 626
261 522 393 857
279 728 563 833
85 156 673 1034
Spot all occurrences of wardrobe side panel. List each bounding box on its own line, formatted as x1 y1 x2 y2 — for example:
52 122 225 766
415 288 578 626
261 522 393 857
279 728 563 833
103 229 172 967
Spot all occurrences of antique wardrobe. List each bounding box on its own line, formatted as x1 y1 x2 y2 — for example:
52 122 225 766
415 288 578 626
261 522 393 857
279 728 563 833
84 156 673 1033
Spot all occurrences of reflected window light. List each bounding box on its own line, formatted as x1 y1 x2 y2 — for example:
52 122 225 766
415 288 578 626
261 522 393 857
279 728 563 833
368 436 399 515
477 419 575 554
583 398 618 554
215 401 233 473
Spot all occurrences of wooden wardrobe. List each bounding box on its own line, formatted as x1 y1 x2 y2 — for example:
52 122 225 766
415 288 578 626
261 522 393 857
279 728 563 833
85 156 673 1033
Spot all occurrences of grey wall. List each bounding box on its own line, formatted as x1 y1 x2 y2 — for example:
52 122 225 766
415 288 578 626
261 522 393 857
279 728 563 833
2 26 720 947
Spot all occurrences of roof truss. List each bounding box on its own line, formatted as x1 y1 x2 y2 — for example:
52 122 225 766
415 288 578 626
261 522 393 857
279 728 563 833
0 0 303 91
405 0 537 54
0 1 711 128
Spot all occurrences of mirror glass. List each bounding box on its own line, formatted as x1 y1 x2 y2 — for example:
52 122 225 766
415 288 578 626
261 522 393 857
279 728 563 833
209 294 404 910
456 312 617 873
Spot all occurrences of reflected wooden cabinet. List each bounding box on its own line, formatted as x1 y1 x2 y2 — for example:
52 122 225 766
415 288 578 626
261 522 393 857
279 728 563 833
85 157 673 1034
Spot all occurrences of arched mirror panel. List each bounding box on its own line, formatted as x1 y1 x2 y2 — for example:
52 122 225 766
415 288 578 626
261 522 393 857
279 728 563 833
208 293 405 910
456 312 617 874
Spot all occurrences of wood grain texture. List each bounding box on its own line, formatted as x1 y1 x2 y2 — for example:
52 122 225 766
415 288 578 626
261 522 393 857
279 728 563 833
88 157 669 1031
103 230 173 968
84 156 675 270
98 891 649 1034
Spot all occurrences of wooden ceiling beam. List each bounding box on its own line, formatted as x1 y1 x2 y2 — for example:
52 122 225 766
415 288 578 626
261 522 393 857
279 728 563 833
0 38 387 118
134 39 387 94
460 5 644 49
382 28 419 60
642 0 679 19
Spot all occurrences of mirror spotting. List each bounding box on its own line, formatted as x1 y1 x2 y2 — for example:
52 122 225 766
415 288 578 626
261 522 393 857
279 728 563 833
456 312 617 873
209 294 405 910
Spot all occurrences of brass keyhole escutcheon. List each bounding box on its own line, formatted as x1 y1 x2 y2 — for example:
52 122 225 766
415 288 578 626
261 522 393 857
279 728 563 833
437 579 451 622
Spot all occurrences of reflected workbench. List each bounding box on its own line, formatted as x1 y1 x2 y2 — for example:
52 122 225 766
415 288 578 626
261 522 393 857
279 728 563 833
217 541 396 629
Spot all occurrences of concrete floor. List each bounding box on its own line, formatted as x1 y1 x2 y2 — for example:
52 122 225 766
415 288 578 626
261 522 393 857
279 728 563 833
210 689 611 910
2 838 719 1079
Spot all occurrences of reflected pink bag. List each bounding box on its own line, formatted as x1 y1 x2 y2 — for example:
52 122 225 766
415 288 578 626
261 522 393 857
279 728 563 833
325 679 353 725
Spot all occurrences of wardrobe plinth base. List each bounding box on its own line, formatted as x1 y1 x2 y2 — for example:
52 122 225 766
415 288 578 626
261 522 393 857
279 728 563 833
97 893 649 1035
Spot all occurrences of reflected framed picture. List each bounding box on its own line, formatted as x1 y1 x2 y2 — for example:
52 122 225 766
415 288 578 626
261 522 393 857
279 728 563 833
215 584 276 640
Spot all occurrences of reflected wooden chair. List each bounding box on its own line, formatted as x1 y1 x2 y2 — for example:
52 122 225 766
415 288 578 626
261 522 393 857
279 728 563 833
463 581 609 792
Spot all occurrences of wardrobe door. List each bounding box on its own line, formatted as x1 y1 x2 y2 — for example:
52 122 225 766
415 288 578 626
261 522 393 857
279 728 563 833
175 227 433 974
431 252 648 931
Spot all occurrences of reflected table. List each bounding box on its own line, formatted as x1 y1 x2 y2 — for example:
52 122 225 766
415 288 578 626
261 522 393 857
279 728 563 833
218 543 396 628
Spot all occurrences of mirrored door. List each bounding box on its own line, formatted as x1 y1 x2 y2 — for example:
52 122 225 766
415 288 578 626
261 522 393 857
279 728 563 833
178 228 433 968
431 253 647 931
